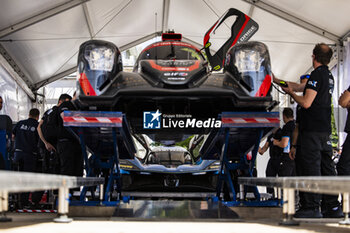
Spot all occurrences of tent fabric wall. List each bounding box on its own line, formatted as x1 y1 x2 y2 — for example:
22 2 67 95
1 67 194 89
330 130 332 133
1 0 349 90
0 62 32 122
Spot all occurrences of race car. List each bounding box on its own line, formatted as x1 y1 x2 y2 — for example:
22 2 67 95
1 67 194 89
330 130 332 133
119 135 220 192
72 8 278 195
75 8 275 119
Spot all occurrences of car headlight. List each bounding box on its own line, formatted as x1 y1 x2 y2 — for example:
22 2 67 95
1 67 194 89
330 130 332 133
77 40 123 97
84 46 116 71
234 50 260 72
224 41 272 97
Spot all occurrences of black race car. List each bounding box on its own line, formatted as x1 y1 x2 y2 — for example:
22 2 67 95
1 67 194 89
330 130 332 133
75 8 275 121
73 8 277 194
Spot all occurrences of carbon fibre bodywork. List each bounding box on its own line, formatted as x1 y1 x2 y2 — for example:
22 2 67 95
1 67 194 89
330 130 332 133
72 8 279 195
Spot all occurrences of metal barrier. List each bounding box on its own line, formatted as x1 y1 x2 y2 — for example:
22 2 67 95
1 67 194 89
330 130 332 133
238 176 350 225
0 170 104 223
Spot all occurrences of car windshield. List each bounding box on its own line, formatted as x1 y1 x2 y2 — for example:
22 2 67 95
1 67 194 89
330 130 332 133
139 42 204 61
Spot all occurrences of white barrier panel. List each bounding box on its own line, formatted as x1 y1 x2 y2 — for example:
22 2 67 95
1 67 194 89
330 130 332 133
0 171 104 223
238 176 350 225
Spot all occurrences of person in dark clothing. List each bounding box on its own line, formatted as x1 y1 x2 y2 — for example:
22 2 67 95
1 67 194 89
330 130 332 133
259 128 281 196
37 94 72 174
259 108 295 196
12 108 41 207
37 107 59 174
289 75 310 172
0 95 3 112
57 100 83 177
337 85 350 175
0 95 13 170
281 43 342 218
272 107 295 176
37 94 72 153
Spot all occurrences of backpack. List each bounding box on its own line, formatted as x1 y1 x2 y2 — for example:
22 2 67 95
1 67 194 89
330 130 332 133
41 106 59 145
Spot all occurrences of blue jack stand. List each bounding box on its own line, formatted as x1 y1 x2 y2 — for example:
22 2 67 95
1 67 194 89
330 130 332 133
216 112 280 207
63 111 124 204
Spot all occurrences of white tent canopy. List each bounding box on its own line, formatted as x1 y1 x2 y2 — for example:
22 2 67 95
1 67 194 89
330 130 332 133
0 0 349 98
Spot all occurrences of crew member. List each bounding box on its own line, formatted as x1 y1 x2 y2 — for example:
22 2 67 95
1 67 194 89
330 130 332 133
288 75 309 172
0 95 13 170
259 108 295 195
281 43 342 218
272 107 295 176
12 108 41 207
37 94 72 153
337 85 350 175
57 98 83 177
258 127 281 196
37 94 72 174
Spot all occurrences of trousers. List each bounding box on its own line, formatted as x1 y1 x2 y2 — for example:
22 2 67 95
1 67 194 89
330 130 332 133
337 133 350 175
298 131 339 209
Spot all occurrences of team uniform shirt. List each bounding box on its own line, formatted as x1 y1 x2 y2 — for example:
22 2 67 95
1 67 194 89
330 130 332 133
57 101 78 141
345 85 350 133
267 128 282 158
38 107 56 147
13 118 39 154
300 65 334 133
42 106 58 122
280 120 295 154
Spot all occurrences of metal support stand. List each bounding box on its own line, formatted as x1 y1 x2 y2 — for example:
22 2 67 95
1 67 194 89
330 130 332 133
239 184 244 201
105 128 121 201
54 186 72 223
217 111 280 207
279 188 298 226
99 184 104 205
277 188 282 206
339 192 350 225
217 129 263 203
0 191 11 222
216 128 236 201
63 111 124 203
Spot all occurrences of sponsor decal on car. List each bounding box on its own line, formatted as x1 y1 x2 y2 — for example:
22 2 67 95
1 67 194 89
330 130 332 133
164 72 188 77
